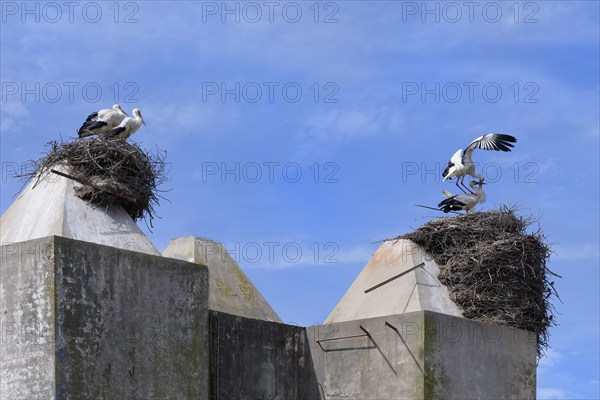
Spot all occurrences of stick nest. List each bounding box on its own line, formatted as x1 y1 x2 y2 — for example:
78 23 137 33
387 208 558 358
26 138 168 224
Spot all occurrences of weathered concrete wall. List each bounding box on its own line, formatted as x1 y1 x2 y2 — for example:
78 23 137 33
0 237 56 400
0 237 536 400
307 311 536 400
209 310 320 400
308 312 425 399
0 236 209 400
423 312 536 400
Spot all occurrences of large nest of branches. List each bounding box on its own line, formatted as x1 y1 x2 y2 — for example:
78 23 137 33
26 138 168 224
387 208 558 358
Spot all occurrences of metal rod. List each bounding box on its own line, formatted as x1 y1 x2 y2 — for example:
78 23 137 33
384 321 398 331
364 262 426 294
316 332 368 343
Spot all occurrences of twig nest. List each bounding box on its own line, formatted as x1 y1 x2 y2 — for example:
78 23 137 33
389 208 557 359
29 138 168 224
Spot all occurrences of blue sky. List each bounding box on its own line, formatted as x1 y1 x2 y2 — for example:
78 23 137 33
1 1 598 398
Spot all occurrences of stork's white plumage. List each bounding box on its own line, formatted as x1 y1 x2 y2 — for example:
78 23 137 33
78 104 128 138
442 133 517 193
438 180 486 213
105 108 146 140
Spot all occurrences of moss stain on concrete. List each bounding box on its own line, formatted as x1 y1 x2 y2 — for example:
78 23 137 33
234 266 257 306
424 312 446 400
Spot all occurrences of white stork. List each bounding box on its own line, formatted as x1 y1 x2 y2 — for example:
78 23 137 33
105 108 146 140
442 133 517 193
438 180 486 213
78 104 128 138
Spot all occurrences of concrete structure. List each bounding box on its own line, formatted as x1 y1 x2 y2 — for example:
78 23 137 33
164 236 282 322
326 240 462 323
0 167 536 399
0 168 160 255
0 235 537 400
206 310 536 399
204 239 536 399
307 312 536 400
0 236 209 399
209 310 319 399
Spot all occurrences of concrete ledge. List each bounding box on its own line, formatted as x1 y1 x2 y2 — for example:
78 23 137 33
0 236 209 400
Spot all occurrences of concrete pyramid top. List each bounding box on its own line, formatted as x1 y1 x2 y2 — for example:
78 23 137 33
0 168 160 256
325 239 462 323
163 236 282 322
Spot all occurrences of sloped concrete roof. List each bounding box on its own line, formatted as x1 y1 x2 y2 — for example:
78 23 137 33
163 237 282 322
325 239 462 323
0 167 160 255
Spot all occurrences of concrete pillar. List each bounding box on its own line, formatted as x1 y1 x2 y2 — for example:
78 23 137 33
0 236 209 400
307 311 536 399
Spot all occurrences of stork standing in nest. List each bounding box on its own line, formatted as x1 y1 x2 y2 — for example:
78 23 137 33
442 133 516 194
105 108 146 141
438 180 486 213
78 104 129 138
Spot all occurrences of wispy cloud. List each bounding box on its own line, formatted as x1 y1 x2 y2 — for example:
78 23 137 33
295 105 403 156
539 347 562 371
538 387 579 400
0 102 30 135
337 243 376 265
305 106 385 141
537 349 585 400
555 243 600 261
142 101 241 139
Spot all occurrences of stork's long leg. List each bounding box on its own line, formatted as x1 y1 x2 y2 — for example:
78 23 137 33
455 178 468 194
459 175 474 194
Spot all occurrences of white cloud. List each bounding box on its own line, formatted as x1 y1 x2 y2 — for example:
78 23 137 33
307 107 380 140
538 387 571 400
302 106 403 143
232 241 375 270
537 348 594 400
1 102 29 118
555 243 600 261
141 101 241 140
337 244 376 265
0 102 30 135
539 347 562 371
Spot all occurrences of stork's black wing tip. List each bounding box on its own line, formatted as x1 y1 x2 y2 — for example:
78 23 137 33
495 133 517 142
106 127 126 139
